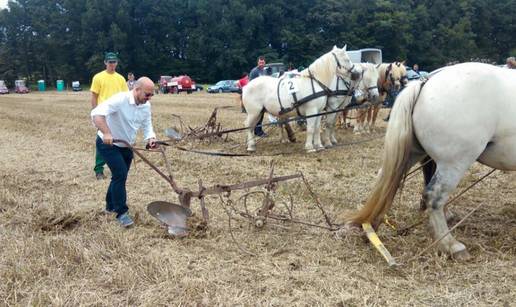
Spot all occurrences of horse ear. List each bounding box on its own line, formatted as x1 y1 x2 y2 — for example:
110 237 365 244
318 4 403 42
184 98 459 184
343 44 347 51
333 45 338 51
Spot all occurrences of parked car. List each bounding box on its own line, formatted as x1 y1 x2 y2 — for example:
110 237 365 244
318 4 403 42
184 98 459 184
0 80 9 94
15 80 29 93
406 68 429 81
265 62 286 76
193 82 204 92
72 81 82 91
207 80 239 93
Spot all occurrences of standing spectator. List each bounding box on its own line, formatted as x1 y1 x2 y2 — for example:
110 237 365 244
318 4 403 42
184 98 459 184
91 77 158 227
90 52 128 180
412 64 420 74
127 72 136 90
248 56 271 137
504 57 516 69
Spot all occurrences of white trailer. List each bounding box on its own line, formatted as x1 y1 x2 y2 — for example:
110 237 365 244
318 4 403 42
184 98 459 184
347 48 382 64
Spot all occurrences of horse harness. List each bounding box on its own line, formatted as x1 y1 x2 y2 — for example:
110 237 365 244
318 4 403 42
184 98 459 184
275 53 358 117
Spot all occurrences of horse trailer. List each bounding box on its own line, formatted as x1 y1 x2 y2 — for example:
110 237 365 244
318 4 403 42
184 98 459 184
347 48 382 64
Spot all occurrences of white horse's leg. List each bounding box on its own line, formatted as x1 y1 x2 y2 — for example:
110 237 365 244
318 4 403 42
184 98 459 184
322 112 337 148
423 161 474 259
313 114 325 151
304 113 317 153
244 111 261 152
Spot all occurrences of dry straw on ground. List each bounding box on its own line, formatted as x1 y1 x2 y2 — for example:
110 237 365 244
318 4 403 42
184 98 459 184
0 92 515 306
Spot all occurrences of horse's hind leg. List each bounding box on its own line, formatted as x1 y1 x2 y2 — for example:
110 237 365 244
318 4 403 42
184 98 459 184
420 156 436 211
423 161 473 259
244 111 262 152
420 157 456 222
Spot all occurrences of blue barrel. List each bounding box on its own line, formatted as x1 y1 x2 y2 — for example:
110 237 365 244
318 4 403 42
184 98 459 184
56 80 64 91
38 80 46 91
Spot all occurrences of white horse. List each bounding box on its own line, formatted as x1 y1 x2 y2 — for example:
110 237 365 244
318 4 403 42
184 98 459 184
322 62 380 147
342 63 516 259
354 62 408 134
242 46 362 153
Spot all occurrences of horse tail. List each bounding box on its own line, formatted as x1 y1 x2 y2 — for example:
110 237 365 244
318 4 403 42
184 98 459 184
344 81 424 226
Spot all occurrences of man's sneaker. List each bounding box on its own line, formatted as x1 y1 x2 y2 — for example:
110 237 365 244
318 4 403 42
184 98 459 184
96 172 106 180
116 213 134 228
255 131 268 138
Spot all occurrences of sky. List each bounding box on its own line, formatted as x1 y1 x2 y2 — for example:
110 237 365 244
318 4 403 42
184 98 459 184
0 0 7 9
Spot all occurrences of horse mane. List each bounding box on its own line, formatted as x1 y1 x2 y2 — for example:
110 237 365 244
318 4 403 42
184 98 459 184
299 50 335 86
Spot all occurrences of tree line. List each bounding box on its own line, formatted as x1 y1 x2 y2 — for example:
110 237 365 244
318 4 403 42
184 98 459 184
0 0 514 86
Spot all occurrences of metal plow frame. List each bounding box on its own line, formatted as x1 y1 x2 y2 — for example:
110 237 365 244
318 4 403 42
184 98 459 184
115 139 336 237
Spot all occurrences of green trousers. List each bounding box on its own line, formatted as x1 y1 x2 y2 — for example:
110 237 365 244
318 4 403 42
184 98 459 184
94 146 106 174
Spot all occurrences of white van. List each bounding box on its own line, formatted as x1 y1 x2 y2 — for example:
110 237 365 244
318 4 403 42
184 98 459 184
347 48 382 64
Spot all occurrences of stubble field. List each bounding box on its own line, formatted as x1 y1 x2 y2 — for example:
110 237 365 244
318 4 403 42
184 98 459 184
0 91 515 306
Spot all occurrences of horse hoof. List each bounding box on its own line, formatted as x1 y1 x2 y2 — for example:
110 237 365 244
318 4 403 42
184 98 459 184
316 147 325 152
247 147 256 152
324 144 333 149
306 148 317 153
452 249 471 261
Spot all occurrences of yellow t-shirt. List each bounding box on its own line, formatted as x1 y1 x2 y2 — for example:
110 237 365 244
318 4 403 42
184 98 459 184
90 71 129 104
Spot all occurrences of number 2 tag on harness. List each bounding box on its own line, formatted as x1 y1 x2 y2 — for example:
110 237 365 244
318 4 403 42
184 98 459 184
287 80 299 94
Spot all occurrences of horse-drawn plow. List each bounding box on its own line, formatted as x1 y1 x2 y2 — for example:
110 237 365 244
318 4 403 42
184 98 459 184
116 105 403 265
123 138 343 252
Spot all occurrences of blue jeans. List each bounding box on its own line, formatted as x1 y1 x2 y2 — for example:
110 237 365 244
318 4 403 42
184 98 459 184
254 111 265 135
96 136 133 218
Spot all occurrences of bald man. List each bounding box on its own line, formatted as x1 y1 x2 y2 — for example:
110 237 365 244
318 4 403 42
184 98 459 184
91 77 158 227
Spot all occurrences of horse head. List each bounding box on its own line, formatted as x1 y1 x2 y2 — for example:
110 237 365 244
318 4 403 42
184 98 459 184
379 61 407 95
359 63 380 104
332 45 362 82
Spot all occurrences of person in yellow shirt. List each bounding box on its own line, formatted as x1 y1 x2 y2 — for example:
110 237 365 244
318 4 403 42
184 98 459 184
91 52 128 180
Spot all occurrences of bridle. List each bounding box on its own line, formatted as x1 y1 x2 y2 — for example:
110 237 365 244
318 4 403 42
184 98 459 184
378 62 406 94
331 52 361 81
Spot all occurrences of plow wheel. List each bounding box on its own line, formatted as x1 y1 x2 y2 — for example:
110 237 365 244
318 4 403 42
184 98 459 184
221 191 291 256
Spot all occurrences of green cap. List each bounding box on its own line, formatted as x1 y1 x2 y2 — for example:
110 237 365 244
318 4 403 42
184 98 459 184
104 52 119 61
